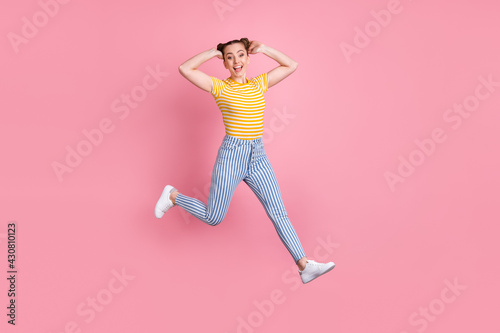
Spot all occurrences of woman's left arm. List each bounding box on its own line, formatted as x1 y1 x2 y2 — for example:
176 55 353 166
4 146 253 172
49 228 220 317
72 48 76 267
249 41 298 89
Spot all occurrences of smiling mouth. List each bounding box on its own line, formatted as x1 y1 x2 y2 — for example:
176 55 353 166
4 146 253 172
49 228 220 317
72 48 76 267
233 65 242 72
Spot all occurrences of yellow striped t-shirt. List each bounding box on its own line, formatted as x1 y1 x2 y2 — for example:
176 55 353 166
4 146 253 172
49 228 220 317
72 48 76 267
210 72 269 140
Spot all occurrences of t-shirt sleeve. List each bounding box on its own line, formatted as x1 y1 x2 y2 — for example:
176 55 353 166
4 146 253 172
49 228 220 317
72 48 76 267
210 76 223 98
255 72 269 94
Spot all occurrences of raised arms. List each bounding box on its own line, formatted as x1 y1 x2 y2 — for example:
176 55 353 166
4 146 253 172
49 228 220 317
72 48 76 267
249 41 298 89
178 47 222 93
178 41 297 92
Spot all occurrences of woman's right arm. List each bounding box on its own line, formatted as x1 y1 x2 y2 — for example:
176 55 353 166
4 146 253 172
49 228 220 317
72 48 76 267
178 47 222 93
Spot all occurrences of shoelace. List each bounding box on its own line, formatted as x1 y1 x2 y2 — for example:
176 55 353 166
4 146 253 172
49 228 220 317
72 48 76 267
160 202 171 212
300 260 319 272
160 192 174 212
306 260 328 270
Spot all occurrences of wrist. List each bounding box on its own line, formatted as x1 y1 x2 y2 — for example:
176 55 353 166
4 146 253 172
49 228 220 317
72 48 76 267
211 48 221 58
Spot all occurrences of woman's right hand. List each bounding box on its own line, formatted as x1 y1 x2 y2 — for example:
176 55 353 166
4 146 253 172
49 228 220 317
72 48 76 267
214 49 223 59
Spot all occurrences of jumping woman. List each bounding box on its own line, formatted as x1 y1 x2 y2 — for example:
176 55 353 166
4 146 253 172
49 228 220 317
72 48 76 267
154 38 335 284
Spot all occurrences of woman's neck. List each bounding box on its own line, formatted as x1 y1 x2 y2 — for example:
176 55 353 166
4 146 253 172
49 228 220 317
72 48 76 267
230 75 248 84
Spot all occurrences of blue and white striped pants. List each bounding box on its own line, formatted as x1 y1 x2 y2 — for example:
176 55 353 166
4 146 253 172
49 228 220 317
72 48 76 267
175 134 307 263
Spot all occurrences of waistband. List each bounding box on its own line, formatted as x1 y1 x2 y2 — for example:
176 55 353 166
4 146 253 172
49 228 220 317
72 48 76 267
222 134 263 145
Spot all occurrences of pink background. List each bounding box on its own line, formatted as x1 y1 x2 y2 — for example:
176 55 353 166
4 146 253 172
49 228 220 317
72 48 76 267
1 0 499 332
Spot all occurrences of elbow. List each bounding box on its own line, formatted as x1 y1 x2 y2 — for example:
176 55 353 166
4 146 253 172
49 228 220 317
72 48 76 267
179 65 196 78
178 65 186 76
290 61 298 71
178 65 192 78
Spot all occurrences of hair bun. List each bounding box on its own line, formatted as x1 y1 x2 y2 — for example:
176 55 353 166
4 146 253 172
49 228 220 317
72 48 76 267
217 38 250 58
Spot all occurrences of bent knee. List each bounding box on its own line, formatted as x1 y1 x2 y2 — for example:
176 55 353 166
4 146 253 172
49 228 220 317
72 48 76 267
207 214 224 226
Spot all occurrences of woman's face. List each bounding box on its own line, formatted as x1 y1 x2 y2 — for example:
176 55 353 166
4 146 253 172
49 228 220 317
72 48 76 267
223 42 250 77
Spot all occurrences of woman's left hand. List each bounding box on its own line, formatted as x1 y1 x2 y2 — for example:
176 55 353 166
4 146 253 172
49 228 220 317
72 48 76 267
249 40 265 54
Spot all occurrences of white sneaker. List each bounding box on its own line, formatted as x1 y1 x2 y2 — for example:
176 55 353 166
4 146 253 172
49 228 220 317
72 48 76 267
155 185 178 218
299 259 335 284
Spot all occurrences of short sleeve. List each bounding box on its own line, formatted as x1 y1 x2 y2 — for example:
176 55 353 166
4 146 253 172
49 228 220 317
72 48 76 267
255 72 269 94
210 76 223 98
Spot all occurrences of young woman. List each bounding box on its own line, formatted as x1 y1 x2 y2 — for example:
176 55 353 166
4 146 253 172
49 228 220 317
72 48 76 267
155 38 335 284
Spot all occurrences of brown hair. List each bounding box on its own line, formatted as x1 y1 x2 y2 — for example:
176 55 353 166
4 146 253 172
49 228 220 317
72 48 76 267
217 38 250 59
